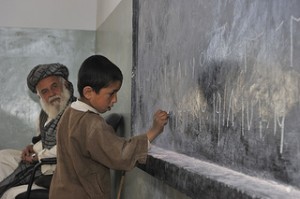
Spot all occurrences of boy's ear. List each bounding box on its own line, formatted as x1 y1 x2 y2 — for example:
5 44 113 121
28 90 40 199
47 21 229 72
82 86 94 99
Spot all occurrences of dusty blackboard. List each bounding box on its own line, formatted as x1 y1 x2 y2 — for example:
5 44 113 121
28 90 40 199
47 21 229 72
132 0 300 188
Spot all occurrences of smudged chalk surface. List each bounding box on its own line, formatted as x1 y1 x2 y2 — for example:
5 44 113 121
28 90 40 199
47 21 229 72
138 146 300 199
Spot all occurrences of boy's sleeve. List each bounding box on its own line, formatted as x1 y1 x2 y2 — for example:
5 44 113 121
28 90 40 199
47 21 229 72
87 121 149 171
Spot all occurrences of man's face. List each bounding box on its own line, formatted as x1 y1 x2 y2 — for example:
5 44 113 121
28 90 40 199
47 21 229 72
36 76 64 105
36 76 70 119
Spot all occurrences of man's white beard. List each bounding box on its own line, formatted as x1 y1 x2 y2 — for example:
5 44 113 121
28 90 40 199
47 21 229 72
40 87 71 120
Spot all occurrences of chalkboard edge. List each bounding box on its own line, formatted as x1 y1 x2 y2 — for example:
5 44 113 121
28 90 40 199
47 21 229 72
137 146 300 199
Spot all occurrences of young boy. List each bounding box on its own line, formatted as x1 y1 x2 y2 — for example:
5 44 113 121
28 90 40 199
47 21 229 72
49 55 169 199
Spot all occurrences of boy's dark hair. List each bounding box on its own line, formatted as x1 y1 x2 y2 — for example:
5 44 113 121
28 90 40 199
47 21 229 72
77 55 123 97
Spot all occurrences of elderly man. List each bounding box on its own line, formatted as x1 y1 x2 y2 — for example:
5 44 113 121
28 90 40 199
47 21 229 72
0 63 76 198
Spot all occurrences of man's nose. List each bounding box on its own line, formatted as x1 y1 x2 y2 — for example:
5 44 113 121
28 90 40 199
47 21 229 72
49 88 58 96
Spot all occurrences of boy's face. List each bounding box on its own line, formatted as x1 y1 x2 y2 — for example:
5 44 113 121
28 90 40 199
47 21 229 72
89 80 122 113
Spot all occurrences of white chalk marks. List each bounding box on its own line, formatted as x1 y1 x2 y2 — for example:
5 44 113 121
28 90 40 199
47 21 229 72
290 16 300 67
135 0 300 189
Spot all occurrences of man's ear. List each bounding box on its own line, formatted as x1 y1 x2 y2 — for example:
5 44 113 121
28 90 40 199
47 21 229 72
82 86 94 99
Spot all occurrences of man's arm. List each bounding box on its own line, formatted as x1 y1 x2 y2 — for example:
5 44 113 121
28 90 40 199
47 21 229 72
37 145 57 160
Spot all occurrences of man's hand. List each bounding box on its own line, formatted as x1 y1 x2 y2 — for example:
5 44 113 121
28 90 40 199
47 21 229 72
21 145 37 164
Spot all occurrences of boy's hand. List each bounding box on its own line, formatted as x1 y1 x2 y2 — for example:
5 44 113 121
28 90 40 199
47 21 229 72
152 110 169 133
147 110 169 142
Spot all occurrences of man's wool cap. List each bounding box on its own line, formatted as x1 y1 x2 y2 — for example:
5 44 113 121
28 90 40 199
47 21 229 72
27 63 69 93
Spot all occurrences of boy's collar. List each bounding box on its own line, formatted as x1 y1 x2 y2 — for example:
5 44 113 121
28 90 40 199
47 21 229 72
71 99 99 114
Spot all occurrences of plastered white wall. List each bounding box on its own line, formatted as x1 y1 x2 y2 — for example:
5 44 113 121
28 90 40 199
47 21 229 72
0 0 97 30
97 0 122 28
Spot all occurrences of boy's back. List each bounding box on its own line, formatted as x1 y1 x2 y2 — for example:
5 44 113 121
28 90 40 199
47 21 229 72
50 101 148 199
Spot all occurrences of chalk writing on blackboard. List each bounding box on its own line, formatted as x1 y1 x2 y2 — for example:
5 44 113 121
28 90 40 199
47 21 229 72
133 0 300 188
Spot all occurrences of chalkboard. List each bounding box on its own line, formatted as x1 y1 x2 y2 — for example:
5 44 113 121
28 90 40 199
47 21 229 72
132 0 300 188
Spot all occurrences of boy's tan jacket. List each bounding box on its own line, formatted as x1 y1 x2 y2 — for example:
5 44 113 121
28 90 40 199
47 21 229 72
50 106 148 199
